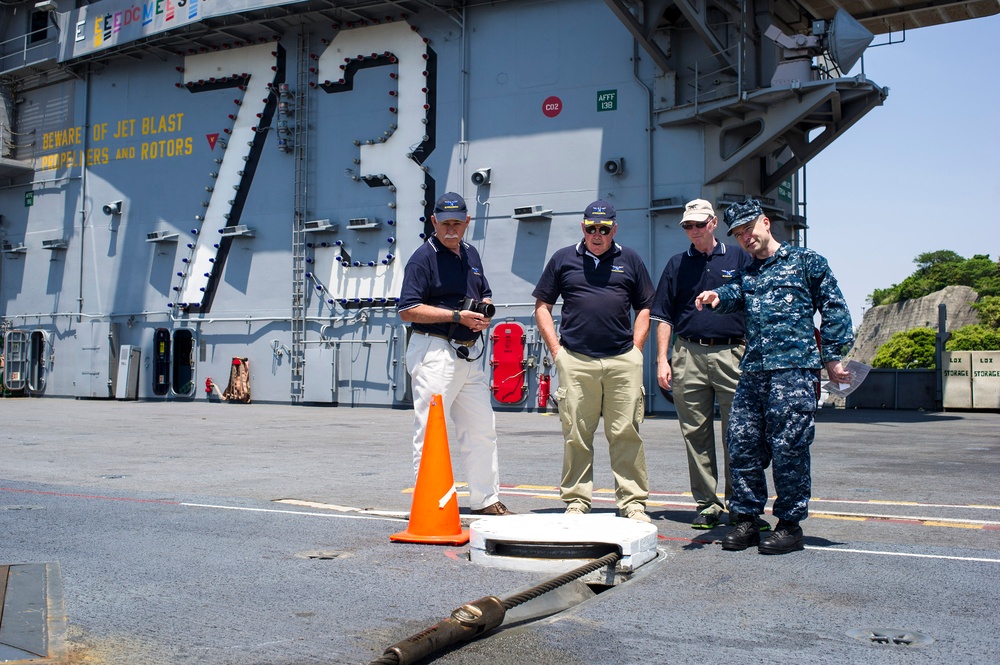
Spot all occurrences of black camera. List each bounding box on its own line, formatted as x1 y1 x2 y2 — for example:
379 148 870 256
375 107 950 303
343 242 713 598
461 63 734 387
462 297 496 318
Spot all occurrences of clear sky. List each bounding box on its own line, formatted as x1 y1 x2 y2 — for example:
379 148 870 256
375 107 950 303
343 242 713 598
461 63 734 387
806 13 1000 328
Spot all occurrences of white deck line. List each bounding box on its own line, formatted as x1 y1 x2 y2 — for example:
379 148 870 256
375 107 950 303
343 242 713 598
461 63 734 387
183 501 1000 564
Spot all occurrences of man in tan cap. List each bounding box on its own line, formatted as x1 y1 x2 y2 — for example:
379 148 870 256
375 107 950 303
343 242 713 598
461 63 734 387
650 199 753 529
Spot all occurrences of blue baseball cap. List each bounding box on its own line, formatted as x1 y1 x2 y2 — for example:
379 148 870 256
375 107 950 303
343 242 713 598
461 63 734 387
583 199 616 225
723 198 764 236
433 192 468 221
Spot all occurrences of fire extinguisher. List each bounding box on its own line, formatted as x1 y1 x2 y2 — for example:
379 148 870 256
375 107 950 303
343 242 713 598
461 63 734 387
537 374 551 409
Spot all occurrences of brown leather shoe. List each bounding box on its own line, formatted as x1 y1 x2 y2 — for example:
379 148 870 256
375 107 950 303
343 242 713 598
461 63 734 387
470 501 513 516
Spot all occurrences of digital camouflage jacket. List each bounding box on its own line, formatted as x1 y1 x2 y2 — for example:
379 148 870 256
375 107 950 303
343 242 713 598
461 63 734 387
713 243 853 372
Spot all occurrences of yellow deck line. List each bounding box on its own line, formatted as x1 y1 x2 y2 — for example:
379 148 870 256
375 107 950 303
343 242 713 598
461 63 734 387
504 485 1000 511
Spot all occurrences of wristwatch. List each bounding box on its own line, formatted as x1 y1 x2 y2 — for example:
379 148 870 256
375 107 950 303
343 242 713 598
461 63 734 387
452 310 461 323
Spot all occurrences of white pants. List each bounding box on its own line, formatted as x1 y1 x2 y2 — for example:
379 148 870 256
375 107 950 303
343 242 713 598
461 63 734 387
405 333 500 510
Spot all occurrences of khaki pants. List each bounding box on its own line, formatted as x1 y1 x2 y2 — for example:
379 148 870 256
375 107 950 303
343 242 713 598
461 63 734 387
554 346 648 512
672 339 743 515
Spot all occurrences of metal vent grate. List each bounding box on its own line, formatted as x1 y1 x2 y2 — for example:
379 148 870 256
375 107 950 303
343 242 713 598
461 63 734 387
846 627 934 647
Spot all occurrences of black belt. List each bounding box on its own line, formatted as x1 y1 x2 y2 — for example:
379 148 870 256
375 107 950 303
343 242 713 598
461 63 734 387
678 336 745 347
414 331 476 347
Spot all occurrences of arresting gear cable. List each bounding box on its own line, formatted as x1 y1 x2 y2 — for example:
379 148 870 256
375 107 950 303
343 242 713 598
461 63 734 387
367 550 622 665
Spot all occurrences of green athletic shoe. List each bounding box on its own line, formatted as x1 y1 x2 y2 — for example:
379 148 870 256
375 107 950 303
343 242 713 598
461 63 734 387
691 512 720 529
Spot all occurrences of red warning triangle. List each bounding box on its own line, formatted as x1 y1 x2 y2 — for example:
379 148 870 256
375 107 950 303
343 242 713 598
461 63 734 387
207 133 219 150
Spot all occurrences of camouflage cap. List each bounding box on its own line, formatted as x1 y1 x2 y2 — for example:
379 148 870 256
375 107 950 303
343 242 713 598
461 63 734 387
723 198 764 236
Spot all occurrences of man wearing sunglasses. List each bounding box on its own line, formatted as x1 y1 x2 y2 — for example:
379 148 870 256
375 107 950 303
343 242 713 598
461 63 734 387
532 200 655 522
695 198 853 554
651 199 753 531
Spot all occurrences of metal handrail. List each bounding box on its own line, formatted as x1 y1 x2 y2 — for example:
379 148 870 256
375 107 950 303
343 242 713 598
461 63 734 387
689 43 741 112
0 27 56 73
687 26 845 111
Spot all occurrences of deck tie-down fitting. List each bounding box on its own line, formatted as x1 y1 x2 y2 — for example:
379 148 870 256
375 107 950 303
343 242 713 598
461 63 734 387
369 550 622 665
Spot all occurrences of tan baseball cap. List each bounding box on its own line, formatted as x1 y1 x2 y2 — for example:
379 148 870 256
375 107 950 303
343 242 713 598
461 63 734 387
681 199 715 224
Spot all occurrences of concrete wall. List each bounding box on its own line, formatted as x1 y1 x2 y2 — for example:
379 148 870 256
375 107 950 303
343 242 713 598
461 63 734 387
849 285 981 365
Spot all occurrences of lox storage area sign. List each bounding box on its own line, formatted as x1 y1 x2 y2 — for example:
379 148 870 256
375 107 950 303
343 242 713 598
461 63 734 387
972 352 1000 409
942 351 1000 410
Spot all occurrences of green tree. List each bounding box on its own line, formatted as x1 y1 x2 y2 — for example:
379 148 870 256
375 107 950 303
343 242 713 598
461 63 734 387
971 295 1000 329
868 253 1000 306
871 327 937 369
974 276 1000 298
948 296 1000 349
869 285 898 306
913 250 963 271
946 325 1000 351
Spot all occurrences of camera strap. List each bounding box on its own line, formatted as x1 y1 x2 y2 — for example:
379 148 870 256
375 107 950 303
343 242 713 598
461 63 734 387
446 323 485 362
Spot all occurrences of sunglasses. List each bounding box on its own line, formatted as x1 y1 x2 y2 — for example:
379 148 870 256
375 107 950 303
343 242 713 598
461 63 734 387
680 220 711 230
584 225 613 236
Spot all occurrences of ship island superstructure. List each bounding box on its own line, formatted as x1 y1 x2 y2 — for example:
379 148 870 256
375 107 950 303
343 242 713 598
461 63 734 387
1 0 996 409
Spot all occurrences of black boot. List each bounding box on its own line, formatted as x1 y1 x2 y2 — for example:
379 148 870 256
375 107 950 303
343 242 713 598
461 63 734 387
721 515 762 551
727 513 770 531
758 519 804 555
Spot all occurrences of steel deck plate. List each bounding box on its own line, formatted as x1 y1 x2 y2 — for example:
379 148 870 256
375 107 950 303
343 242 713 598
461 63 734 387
0 563 65 664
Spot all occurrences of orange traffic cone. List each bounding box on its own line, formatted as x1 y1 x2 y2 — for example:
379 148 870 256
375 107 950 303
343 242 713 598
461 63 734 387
391 393 470 545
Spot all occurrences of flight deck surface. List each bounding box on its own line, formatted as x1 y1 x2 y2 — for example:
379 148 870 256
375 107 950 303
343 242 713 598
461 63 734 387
1 399 997 664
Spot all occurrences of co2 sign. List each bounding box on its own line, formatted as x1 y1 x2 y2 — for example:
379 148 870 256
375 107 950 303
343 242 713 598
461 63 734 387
542 96 562 118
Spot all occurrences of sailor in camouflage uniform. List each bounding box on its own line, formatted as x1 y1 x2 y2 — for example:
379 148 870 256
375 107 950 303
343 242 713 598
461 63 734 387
695 199 853 555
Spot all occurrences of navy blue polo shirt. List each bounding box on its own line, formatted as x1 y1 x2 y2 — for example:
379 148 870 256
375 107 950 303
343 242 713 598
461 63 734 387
650 241 751 340
398 236 492 342
532 241 654 358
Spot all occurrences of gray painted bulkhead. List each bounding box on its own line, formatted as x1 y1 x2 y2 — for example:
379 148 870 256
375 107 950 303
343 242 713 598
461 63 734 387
0 0 886 411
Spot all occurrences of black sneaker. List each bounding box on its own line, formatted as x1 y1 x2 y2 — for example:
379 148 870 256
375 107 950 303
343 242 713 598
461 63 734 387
721 517 761 551
692 512 720 530
758 520 803 555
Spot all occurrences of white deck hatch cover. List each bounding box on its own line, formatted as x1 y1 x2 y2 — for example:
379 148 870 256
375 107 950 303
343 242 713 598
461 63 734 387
469 514 658 573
